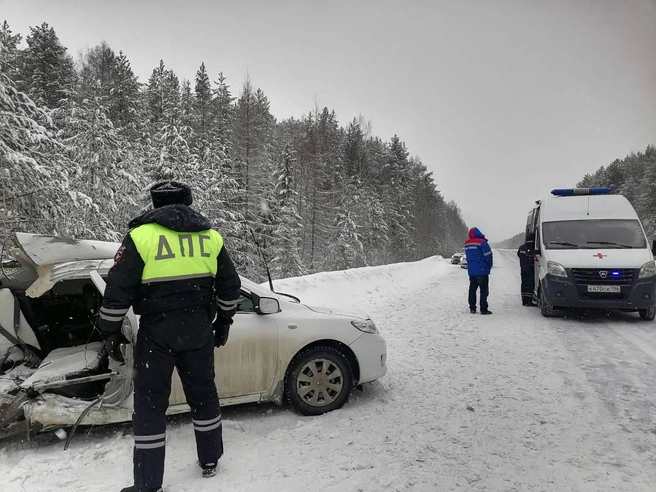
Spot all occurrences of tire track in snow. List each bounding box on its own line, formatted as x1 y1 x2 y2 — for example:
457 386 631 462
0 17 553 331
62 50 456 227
496 249 656 485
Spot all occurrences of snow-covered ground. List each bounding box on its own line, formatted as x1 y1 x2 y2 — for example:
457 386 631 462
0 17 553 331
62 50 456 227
2 251 656 491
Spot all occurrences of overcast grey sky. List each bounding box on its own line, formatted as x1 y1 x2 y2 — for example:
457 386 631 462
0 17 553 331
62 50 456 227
3 0 656 240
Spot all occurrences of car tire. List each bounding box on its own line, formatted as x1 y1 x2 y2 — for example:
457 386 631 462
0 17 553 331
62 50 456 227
285 345 354 416
539 287 556 318
639 308 656 321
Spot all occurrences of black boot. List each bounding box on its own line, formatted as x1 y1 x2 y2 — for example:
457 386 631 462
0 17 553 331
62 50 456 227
469 307 476 314
200 461 217 478
119 486 163 492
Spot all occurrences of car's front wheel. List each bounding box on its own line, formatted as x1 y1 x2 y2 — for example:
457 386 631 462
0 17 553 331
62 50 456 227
285 346 354 416
639 308 656 321
539 287 556 318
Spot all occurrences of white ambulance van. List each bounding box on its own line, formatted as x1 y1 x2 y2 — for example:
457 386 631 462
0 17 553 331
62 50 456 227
525 188 656 320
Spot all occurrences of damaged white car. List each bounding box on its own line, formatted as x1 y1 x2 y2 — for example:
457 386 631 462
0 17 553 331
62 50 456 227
0 234 387 441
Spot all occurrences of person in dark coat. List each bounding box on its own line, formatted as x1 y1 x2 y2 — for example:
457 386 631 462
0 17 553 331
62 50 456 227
517 243 535 306
99 181 241 492
464 227 494 314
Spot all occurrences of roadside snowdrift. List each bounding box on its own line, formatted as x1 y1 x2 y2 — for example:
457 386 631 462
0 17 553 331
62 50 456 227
272 255 448 309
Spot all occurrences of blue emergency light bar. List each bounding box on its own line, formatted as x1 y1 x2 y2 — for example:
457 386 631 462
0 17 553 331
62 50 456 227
551 188 613 196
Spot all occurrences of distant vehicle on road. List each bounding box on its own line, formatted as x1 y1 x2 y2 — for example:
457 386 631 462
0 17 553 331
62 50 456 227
460 255 468 269
451 252 464 265
523 188 656 320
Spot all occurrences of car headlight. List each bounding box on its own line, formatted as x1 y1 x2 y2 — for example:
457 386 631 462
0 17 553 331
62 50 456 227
547 261 567 278
639 261 656 279
351 319 378 334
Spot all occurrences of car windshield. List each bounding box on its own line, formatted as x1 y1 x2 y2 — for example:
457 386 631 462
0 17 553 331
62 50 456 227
542 219 647 249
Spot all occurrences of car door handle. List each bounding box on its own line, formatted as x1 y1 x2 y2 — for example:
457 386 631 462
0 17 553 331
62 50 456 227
288 324 297 330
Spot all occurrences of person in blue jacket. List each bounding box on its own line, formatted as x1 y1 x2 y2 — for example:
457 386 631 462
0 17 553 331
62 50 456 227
464 227 493 314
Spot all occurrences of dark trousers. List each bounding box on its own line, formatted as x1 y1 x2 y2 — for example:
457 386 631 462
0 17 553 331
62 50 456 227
132 309 222 488
469 275 490 311
520 268 535 306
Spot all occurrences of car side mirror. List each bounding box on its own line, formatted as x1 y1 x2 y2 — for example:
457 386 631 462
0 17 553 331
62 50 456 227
526 242 540 257
257 297 280 315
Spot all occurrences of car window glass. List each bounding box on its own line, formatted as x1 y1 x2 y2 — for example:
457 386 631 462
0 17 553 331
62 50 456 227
237 291 255 312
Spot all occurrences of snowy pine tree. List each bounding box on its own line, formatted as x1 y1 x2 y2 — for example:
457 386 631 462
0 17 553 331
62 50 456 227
52 91 141 240
17 23 76 110
212 72 235 152
382 135 414 262
0 21 22 83
332 182 366 270
145 64 196 183
270 142 306 278
112 51 142 132
192 62 213 159
0 71 82 239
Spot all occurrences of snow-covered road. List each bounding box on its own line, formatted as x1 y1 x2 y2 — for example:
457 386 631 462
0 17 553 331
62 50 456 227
2 251 656 491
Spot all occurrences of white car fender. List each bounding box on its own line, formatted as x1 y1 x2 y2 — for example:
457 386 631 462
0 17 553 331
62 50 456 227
271 302 363 378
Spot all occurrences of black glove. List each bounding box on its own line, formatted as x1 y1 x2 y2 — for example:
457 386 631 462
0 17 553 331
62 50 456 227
104 332 130 363
213 322 231 348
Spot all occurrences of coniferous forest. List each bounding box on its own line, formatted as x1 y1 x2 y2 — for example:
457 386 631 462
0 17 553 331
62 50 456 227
0 21 469 280
578 145 656 237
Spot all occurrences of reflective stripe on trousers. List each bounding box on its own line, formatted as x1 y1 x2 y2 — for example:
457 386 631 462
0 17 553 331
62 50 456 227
134 433 166 449
193 414 222 432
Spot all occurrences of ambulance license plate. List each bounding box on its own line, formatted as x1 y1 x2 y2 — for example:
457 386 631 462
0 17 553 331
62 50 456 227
587 285 621 293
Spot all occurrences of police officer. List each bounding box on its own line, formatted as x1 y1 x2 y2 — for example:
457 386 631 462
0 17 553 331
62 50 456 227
99 181 241 492
517 242 535 306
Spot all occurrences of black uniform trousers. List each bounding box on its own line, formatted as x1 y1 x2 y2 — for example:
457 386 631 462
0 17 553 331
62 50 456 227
132 308 222 488
469 275 490 312
520 268 535 306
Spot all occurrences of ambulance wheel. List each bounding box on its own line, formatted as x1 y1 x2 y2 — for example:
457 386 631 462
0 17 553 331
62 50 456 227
639 308 656 321
285 346 354 416
539 287 556 318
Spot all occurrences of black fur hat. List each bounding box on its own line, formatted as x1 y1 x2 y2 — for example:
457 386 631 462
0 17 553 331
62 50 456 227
150 181 193 209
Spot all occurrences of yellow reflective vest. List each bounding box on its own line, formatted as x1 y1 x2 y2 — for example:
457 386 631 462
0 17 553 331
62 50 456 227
129 223 223 283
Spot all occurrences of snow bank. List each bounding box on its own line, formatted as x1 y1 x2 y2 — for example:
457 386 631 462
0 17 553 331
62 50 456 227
271 255 448 310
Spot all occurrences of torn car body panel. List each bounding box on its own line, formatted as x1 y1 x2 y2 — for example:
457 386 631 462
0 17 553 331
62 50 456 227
23 393 263 429
13 233 120 267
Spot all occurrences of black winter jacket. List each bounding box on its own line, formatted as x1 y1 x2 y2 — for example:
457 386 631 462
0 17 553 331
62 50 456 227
98 204 241 335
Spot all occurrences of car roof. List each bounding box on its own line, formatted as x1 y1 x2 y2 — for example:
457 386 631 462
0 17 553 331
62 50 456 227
540 194 638 222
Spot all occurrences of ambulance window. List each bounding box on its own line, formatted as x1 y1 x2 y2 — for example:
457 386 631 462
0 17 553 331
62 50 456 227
525 211 533 238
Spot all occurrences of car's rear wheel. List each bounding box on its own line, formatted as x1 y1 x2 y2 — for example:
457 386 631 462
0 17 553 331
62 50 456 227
285 346 354 416
639 308 656 321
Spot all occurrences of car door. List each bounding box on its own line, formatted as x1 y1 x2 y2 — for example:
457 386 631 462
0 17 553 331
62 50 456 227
167 287 280 405
213 288 279 399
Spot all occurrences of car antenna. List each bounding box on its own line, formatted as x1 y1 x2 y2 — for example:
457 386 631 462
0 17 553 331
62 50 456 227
249 228 275 292
248 228 302 303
